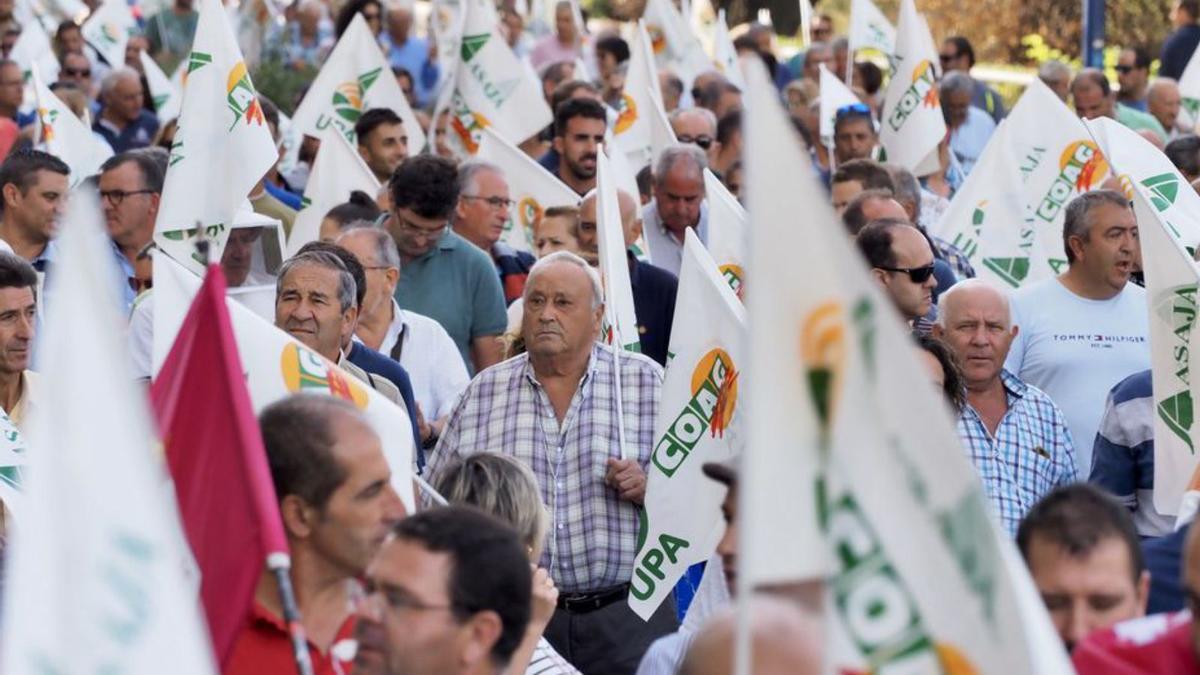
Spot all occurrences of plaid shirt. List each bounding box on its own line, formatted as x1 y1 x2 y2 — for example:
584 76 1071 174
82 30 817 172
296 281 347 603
956 370 1078 535
427 343 663 593
931 235 977 280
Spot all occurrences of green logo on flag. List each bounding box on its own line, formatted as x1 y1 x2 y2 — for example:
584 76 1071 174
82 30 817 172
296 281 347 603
1158 285 1197 451
0 465 22 491
187 51 212 74
152 94 168 111
982 258 1031 288
1143 173 1180 212
1160 391 1195 451
460 33 490 61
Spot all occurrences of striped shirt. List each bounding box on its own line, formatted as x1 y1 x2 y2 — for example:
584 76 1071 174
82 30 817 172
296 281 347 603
427 343 663 593
956 370 1079 535
526 638 580 674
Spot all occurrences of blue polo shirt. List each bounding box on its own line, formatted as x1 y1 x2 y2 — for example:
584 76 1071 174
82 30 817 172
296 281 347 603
629 250 677 367
93 109 160 153
393 228 507 374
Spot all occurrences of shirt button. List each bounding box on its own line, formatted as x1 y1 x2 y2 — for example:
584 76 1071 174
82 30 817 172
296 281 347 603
557 482 563 489
558 523 565 529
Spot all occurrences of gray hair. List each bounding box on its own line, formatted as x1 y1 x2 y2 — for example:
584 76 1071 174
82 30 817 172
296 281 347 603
669 107 717 134
100 66 141 101
1038 59 1072 85
935 278 1012 329
654 144 707 189
886 164 921 220
525 250 603 309
939 70 975 98
337 223 402 271
1148 77 1181 100
456 160 503 199
1062 190 1131 264
276 250 358 313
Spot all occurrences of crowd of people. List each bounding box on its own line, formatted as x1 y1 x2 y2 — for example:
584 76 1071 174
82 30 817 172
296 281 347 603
9 0 1200 671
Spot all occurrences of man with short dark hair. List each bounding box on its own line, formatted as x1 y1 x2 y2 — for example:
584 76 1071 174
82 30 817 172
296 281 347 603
388 155 507 374
0 60 25 125
1017 484 1149 652
1117 47 1152 111
225 394 406 674
713 110 741 176
939 36 1006 122
452 161 535 304
1166 134 1200 182
857 218 939 329
93 67 159 152
99 150 165 309
658 70 683 112
642 145 708 277
553 97 607 196
830 158 893 215
831 104 877 166
353 506 533 675
1071 69 1166 143
0 251 37 430
1159 0 1200 80
356 108 409 184
540 61 576 107
0 149 69 269
1006 191 1150 480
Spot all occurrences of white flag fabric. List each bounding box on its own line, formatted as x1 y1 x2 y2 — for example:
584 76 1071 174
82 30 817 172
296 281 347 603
741 59 1073 674
154 0 279 275
818 63 862 147
0 409 25 523
1179 45 1200 129
711 11 743 90
641 0 711 87
630 229 745 620
0 191 216 675
848 0 895 59
32 65 107 186
81 0 136 68
286 128 382 258
476 126 579 254
613 20 665 169
140 50 183 122
703 168 746 298
878 0 944 175
289 14 425 156
597 145 641 353
11 18 59 83
1129 180 1200 516
153 253 416 513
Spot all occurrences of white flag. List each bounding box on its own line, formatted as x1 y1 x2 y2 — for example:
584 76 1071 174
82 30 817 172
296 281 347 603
597 145 641 354
32 65 107 186
641 0 711 87
154 0 279 275
741 59 1073 673
81 0 136 69
0 408 26 523
286 128 382 258
153 252 417 513
11 18 59 83
848 0 895 60
290 13 425 156
711 11 744 90
613 20 666 169
140 50 183 122
1128 179 1200 516
630 229 745 620
1179 43 1200 129
476 126 579 254
818 63 862 147
878 0 943 175
0 191 216 675
703 168 746 298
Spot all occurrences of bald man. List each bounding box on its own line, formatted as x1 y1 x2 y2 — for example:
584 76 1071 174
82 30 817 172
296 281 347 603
932 280 1077 534
1148 78 1188 141
580 187 677 366
678 598 823 675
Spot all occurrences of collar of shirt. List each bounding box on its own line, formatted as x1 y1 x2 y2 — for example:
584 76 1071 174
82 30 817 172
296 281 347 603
411 226 459 265
997 368 1029 401
31 239 57 270
626 248 641 288
649 199 709 245
521 343 599 392
245 600 357 663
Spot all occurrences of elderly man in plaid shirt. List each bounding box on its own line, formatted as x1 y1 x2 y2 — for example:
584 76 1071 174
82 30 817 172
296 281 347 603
932 279 1078 535
425 250 679 675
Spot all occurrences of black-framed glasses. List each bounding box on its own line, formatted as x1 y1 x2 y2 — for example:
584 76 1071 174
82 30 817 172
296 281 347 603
879 263 936 283
835 102 871 119
461 194 514 209
100 189 154 206
677 134 714 150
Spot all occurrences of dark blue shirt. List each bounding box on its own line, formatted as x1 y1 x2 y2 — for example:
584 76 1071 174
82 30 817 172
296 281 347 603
630 251 678 367
1144 522 1189 615
347 341 424 469
538 147 560 176
93 109 160 153
1161 24 1200 80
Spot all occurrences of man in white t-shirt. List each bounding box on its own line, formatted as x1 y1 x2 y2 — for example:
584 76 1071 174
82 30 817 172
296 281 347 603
336 225 470 448
1005 190 1150 477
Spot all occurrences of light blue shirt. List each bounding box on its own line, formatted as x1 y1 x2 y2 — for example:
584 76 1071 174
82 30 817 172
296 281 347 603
379 34 440 107
950 106 997 176
640 200 709 278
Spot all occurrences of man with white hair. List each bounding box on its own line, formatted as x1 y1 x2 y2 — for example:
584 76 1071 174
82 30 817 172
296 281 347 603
426 250 677 674
93 67 159 153
669 108 721 169
451 161 535 305
1148 78 1189 141
1038 60 1072 102
642 145 708 277
941 71 996 175
933 279 1078 535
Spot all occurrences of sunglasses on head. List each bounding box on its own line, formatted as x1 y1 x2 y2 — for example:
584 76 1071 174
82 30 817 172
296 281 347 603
879 263 935 283
835 102 871 119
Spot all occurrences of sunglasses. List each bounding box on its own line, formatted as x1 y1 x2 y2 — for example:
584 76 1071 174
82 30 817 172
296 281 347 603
1114 64 1137 74
835 102 871 119
938 53 958 64
677 134 713 150
879 263 935 283
62 67 90 77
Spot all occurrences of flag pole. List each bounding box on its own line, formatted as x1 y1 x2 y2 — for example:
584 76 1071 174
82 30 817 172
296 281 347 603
268 553 316 675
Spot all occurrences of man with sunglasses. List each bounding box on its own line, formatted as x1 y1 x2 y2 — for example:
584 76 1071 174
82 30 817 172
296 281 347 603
669 108 721 170
856 218 939 331
452 161 534 305
1116 48 1152 112
55 52 97 114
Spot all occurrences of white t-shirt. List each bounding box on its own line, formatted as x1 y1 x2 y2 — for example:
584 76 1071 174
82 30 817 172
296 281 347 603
375 301 470 421
1005 278 1150 476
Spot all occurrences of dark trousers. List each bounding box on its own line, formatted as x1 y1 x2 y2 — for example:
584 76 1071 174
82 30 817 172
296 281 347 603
544 591 678 675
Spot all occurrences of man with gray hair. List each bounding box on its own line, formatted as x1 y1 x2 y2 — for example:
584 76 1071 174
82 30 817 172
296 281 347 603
933 279 1077 534
887 164 975 279
336 225 469 451
93 67 159 152
670 108 721 169
452 161 535 304
1148 78 1189 141
427 250 677 673
1038 60 1072 102
642 144 708 277
940 71 996 175
1005 190 1150 479
99 149 166 310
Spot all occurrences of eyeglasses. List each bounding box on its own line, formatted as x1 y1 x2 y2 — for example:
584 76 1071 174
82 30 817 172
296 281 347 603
62 67 90 77
878 263 936 283
835 102 871 119
938 53 959 64
677 134 714 150
396 215 448 241
461 194 514 209
100 189 154 206
1114 64 1136 74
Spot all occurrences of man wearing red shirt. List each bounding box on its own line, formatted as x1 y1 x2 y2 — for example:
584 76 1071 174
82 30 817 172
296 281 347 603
224 395 407 674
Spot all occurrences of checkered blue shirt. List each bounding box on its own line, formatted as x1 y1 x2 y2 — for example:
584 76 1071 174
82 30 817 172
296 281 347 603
427 343 663 593
956 370 1079 535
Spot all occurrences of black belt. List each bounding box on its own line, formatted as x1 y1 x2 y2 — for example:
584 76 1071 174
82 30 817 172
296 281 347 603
556 584 630 613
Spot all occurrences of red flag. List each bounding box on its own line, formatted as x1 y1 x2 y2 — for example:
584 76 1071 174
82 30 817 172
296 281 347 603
151 264 289 667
